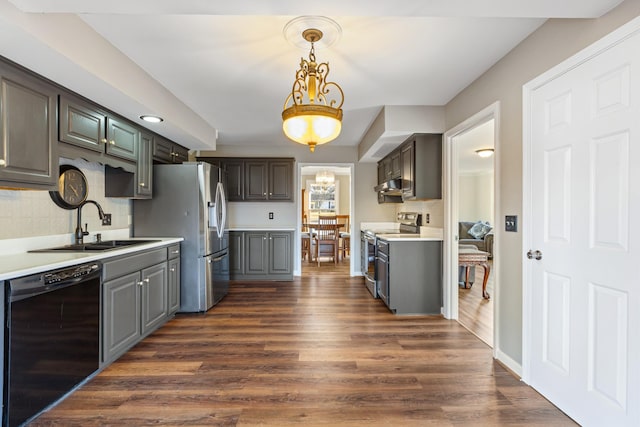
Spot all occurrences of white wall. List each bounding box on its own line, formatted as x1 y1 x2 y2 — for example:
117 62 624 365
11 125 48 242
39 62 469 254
444 0 640 366
458 172 494 223
0 158 130 241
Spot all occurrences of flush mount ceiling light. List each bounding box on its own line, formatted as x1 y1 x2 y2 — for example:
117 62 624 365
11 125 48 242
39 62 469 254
282 18 344 153
139 115 164 123
315 170 335 184
475 148 494 158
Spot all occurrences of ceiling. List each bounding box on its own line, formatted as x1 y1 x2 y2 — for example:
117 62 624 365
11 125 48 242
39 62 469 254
1 0 624 157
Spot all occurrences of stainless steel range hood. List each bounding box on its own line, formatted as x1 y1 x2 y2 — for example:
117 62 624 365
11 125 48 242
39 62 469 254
374 178 402 195
374 178 403 203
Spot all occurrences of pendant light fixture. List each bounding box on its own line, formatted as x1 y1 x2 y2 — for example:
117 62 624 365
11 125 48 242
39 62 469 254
315 170 335 184
282 23 344 153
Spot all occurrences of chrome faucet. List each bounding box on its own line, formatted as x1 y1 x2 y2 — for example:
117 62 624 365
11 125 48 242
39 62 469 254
75 200 106 244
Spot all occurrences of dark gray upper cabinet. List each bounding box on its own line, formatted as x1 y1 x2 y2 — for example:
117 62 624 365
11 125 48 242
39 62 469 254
268 160 292 200
221 159 244 201
199 157 294 202
59 96 106 153
401 133 442 200
104 131 152 199
59 95 138 162
245 160 268 201
136 132 153 198
0 60 58 190
377 151 401 185
106 117 138 161
153 136 189 164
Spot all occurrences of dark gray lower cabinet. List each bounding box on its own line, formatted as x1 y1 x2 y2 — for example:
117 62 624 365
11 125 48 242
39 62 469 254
377 239 442 315
228 230 293 281
102 246 174 365
167 244 181 315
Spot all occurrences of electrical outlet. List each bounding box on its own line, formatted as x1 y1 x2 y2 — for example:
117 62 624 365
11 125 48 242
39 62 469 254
505 215 517 232
269 212 274 220
102 213 112 226
425 213 430 224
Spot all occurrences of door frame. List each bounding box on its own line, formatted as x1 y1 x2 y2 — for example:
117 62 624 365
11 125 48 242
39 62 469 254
522 15 640 384
443 102 501 355
295 162 355 276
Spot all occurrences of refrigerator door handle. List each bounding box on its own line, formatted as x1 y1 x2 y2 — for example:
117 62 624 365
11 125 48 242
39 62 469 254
214 182 227 238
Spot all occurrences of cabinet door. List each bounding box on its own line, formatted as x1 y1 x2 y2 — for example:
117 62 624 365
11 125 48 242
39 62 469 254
167 258 181 315
171 144 189 163
59 96 106 153
244 160 268 200
376 251 390 307
0 67 58 189
221 159 245 201
106 117 138 161
245 232 268 274
377 162 386 185
228 231 245 276
390 151 401 179
401 142 415 198
136 132 153 198
103 272 141 363
268 160 293 200
153 136 174 163
141 263 167 336
268 232 292 275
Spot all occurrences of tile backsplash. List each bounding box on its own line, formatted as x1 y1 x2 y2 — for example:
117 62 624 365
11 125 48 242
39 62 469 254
0 158 131 240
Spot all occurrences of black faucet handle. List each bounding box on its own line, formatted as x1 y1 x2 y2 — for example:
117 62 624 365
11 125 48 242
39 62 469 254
83 223 89 236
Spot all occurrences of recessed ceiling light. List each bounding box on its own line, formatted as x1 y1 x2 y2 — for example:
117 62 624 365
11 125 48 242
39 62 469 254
475 148 494 158
139 115 164 123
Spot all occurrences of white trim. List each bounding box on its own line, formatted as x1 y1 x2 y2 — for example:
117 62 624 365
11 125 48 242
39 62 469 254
495 348 523 378
443 101 501 358
521 15 640 385
295 162 355 276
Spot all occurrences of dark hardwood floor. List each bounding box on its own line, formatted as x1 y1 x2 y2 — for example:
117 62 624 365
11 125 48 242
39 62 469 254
30 260 575 426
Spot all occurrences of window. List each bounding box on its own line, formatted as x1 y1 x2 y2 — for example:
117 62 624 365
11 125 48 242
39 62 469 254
307 180 339 222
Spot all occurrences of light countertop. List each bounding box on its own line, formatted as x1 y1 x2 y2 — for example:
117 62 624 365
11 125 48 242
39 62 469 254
0 237 183 281
227 227 296 231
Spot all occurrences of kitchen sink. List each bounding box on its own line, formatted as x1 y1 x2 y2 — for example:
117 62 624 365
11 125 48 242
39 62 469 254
30 239 161 253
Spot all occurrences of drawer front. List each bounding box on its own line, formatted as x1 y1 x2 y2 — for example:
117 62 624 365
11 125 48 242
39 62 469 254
168 244 181 259
103 247 167 281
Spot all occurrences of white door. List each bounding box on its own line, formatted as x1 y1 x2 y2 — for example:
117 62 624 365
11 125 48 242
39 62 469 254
526 25 640 426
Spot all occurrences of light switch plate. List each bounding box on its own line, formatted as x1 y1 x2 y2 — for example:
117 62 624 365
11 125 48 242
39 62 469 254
505 215 517 232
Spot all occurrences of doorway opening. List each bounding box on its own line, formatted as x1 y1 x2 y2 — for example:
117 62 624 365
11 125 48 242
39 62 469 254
297 164 354 277
443 102 500 350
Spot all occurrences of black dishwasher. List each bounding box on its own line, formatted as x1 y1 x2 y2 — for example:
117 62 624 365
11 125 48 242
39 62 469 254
3 262 101 427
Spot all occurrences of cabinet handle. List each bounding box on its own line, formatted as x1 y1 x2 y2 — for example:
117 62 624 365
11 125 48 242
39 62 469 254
269 192 273 196
100 138 108 144
263 193 267 196
170 268 176 272
0 158 5 167
109 140 116 145
137 281 144 287
139 182 146 187
171 250 179 254
144 278 150 283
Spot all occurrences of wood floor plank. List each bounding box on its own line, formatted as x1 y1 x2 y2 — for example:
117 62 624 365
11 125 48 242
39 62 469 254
29 262 575 426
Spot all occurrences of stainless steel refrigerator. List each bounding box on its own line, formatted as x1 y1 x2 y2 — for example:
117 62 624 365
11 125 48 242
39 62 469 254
133 162 229 312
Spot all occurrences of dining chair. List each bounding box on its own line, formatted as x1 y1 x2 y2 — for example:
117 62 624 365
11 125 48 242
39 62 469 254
336 214 350 259
314 216 339 266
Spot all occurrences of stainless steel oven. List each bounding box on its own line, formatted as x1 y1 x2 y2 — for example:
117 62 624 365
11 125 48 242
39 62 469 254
361 231 377 297
360 212 423 299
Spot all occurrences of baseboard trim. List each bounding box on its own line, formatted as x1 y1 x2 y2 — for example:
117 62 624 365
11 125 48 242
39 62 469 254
495 349 523 379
